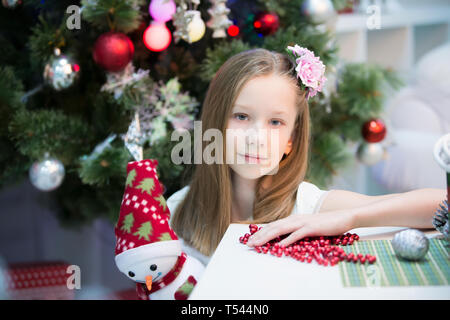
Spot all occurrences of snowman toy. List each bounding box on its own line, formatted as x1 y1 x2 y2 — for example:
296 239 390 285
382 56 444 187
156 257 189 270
114 159 205 300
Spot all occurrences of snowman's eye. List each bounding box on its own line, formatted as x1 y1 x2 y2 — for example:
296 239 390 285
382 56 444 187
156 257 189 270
128 271 135 277
150 264 157 271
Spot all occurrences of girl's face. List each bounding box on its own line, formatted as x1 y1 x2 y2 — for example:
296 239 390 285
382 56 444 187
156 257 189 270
225 74 298 180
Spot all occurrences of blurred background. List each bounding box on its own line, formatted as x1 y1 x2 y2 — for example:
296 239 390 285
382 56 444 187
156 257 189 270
0 0 448 299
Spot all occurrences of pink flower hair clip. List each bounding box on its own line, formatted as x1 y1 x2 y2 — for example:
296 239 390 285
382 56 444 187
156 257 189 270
286 44 327 99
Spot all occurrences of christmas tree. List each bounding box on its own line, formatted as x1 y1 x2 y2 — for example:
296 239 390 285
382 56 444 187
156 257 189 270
0 0 401 227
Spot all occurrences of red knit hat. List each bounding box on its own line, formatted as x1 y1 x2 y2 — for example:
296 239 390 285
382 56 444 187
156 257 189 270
114 159 181 273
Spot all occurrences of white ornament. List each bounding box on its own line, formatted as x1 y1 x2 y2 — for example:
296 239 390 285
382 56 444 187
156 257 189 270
207 0 232 38
122 111 144 162
29 153 65 191
301 0 336 24
101 63 149 100
357 142 385 166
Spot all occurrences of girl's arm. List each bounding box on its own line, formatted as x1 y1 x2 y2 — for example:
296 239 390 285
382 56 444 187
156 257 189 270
246 188 446 247
320 188 446 229
350 188 446 229
319 189 400 213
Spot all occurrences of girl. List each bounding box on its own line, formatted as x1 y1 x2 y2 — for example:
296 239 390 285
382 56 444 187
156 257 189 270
167 46 446 267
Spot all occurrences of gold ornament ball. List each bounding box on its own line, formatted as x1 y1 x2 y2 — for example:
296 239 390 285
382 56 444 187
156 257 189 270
186 10 205 43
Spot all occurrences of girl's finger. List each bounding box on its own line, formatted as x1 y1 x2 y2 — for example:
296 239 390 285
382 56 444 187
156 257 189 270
277 227 312 247
247 218 300 246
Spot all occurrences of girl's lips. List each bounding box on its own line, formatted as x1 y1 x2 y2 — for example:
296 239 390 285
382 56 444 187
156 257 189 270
245 153 268 160
238 153 268 163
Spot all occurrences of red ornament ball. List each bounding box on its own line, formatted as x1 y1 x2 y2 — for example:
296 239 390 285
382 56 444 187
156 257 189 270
92 32 134 72
253 12 279 36
362 118 387 143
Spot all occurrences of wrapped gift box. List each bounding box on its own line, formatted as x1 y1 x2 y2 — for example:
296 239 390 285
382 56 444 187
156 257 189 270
108 287 139 300
4 261 75 300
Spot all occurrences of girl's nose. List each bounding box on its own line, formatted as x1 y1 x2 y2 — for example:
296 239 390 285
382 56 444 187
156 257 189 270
246 128 267 147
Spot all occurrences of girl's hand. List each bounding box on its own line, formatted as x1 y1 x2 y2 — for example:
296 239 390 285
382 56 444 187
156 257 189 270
246 210 356 247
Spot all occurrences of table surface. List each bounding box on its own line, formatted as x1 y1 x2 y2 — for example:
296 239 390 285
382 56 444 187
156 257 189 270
189 224 450 300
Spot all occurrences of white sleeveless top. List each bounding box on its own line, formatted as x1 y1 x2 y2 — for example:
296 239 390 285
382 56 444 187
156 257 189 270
167 181 330 267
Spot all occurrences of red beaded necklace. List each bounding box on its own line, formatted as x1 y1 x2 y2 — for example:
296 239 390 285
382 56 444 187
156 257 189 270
239 224 376 266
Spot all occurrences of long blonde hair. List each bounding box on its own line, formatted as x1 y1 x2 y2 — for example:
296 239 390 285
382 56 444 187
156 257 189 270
172 48 310 256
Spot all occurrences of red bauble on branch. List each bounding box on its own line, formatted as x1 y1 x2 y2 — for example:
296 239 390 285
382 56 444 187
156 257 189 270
362 118 387 143
93 32 134 72
253 12 279 36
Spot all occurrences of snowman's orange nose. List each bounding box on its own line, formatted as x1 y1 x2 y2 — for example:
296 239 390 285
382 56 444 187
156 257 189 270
145 275 152 291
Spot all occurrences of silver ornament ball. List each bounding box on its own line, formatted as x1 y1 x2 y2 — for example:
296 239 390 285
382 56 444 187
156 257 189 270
2 0 21 9
391 229 429 261
357 142 384 165
29 156 65 191
43 55 80 91
301 0 336 24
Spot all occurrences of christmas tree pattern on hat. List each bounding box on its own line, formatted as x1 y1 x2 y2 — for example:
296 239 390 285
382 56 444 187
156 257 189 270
115 159 178 256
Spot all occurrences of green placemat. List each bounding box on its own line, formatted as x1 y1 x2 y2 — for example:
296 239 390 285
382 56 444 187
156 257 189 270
339 238 450 287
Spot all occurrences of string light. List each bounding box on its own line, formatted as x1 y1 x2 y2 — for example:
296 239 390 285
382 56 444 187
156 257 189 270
227 25 239 37
143 22 172 52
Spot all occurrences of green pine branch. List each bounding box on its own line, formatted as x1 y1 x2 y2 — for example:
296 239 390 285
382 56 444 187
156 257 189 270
199 39 254 82
0 66 25 137
0 66 28 188
81 0 146 33
29 15 72 69
8 109 90 163
259 0 302 21
306 132 352 189
78 145 130 186
263 25 338 67
333 63 403 119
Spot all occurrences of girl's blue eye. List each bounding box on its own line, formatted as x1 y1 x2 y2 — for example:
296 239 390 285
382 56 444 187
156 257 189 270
234 113 248 121
271 120 283 126
233 113 284 126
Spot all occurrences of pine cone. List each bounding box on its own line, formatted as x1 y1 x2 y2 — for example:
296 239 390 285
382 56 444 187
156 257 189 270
433 200 449 238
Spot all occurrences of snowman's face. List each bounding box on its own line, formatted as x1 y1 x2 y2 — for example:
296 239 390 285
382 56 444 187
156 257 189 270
125 256 178 283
